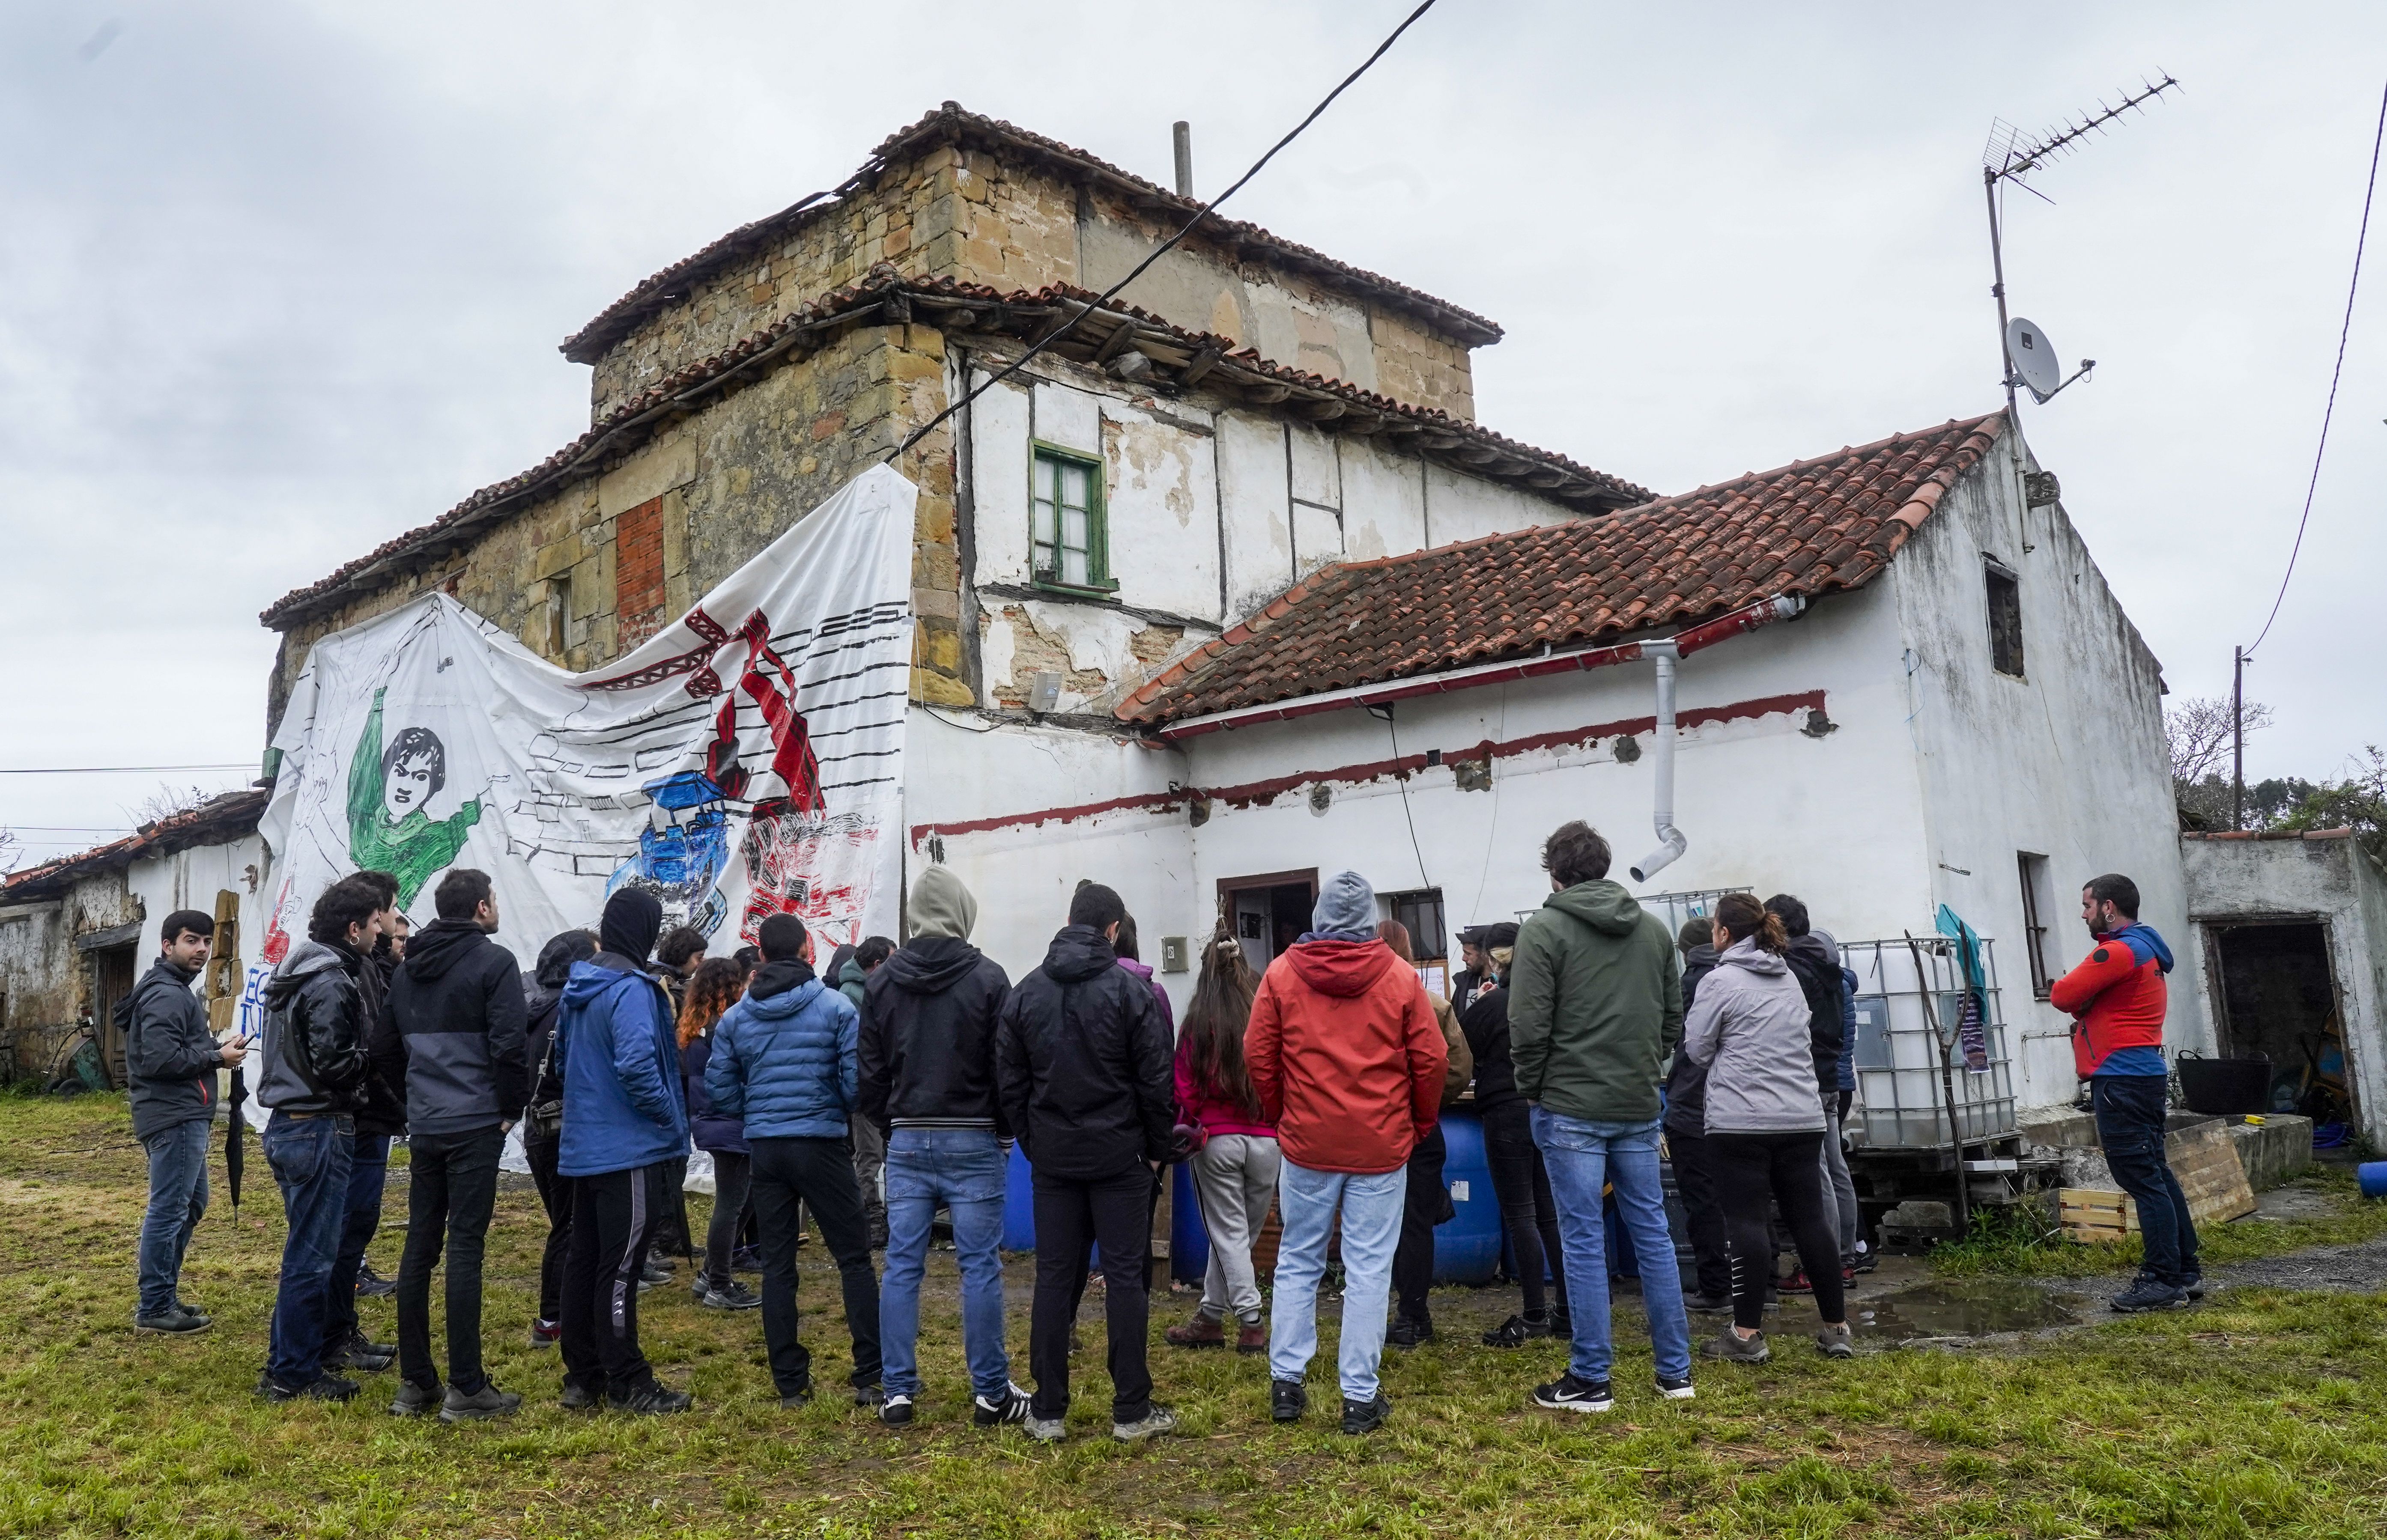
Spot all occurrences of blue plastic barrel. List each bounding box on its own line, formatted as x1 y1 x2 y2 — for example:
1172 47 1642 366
1433 1112 1506 1284
2359 1161 2387 1200
1171 1162 1209 1282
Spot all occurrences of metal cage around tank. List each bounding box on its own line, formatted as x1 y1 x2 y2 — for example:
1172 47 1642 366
1842 935 2019 1150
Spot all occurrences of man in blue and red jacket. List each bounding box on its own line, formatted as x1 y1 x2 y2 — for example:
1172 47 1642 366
2050 872 2199 1312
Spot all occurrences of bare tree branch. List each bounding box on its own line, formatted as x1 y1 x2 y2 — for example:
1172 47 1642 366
2165 695 2273 784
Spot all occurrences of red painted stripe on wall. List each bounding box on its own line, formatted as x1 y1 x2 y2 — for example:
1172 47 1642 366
910 689 1826 848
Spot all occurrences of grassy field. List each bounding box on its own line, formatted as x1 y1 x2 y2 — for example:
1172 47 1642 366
5 1095 2386 1539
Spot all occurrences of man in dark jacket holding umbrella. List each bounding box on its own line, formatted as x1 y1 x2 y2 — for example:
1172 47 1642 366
858 866 1024 1429
385 868 529 1421
997 882 1176 1445
255 876 380 1402
127 909 246 1335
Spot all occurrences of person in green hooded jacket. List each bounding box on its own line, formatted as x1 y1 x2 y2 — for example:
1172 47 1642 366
1505 819 1691 1415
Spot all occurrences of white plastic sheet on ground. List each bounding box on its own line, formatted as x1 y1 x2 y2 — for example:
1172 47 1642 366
242 465 917 1136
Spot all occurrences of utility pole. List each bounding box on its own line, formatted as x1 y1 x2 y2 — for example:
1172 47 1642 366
2232 645 2247 831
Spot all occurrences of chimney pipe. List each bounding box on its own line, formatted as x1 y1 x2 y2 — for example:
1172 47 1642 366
1172 121 1194 199
1629 640 1686 883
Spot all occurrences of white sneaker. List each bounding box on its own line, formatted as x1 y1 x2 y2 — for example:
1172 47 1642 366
1024 1412 1067 1443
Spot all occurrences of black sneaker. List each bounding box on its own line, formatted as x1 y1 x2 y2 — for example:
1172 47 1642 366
171 1298 212 1327
1339 1392 1392 1435
135 1305 211 1336
731 1245 763 1274
1482 1314 1552 1348
1656 1374 1696 1401
259 1372 360 1403
1270 1378 1308 1423
973 1382 1032 1427
328 1328 395 1373
388 1380 441 1417
1682 1291 1734 1314
2110 1275 2189 1313
854 1383 886 1411
354 1262 397 1299
880 1391 916 1427
559 1381 601 1412
779 1383 815 1409
697 1279 763 1311
1384 1316 1435 1349
1532 1372 1614 1413
640 1258 674 1285
2181 1271 2207 1302
441 1382 522 1423
612 1382 694 1414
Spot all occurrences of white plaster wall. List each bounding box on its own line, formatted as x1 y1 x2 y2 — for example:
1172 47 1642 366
1423 462 1580 546
1889 432 2204 1111
2180 835 2387 1141
1217 413 1294 618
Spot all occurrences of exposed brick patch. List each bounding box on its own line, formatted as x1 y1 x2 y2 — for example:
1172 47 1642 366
616 497 666 649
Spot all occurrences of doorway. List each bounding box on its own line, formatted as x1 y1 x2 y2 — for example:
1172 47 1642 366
1218 869 1318 976
91 943 137 1089
2206 921 2354 1129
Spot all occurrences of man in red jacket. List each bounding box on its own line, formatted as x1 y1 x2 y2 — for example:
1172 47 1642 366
1245 871 1446 1437
2050 872 2198 1312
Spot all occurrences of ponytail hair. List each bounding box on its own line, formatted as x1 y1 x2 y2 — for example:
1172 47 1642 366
1712 892 1787 955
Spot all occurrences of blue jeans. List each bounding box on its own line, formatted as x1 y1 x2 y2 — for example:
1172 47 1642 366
2094 1074 2200 1286
879 1127 1011 1400
324 1132 390 1342
1268 1159 1405 1401
137 1118 211 1318
1532 1108 1692 1384
263 1111 354 1388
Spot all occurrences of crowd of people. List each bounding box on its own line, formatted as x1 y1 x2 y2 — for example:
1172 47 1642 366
120 815 2197 1434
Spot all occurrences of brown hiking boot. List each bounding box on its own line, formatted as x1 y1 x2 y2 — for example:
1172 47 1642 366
1235 1320 1268 1355
1165 1313 1226 1349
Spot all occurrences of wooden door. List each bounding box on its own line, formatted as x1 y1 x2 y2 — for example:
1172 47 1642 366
92 945 137 1088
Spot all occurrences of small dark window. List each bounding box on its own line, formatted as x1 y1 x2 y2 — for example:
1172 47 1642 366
1986 564 2025 678
2017 852 2055 999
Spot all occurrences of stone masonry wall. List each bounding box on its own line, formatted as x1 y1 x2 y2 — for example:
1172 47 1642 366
270 322 970 732
588 143 1479 423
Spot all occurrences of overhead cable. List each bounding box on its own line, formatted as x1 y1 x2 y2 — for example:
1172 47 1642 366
887 0 1441 462
2249 77 2387 655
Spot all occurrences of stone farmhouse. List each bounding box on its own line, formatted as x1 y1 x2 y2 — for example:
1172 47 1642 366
9 103 2200 1135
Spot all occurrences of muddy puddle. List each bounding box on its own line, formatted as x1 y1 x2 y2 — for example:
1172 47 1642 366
1845 1278 2089 1343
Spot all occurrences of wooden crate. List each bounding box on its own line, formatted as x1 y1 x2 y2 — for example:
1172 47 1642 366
2059 1119 2258 1242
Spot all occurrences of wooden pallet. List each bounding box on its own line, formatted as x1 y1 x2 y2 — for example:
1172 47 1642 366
2058 1119 2258 1242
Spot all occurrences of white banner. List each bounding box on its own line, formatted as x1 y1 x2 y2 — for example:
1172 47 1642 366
257 465 917 975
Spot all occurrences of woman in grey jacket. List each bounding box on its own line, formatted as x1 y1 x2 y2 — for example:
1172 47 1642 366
1678 893 1853 1362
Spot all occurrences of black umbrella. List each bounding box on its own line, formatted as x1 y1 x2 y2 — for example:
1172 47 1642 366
226 1063 248 1215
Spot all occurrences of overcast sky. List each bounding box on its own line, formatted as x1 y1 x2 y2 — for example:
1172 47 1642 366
3 0 2381 864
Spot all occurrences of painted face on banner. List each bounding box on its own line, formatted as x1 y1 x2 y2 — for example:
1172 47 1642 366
385 747 439 822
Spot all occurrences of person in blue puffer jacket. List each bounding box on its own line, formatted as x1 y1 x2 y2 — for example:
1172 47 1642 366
555 889 692 1415
705 911 881 1409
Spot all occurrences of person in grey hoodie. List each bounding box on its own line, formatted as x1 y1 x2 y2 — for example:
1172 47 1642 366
1679 893 1852 1363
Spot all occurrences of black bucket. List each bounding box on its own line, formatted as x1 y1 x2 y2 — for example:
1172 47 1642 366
2176 1053 2270 1116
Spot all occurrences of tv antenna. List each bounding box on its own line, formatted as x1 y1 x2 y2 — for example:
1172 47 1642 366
1982 74 2179 419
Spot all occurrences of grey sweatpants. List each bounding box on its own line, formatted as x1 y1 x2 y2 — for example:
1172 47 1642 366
1819 1092 1859 1263
1190 1134 1280 1324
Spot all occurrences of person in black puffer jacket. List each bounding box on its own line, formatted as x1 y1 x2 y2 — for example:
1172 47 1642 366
1461 945 1571 1349
1662 917 1731 1311
857 866 1021 1427
255 876 379 1403
520 928 597 1346
997 882 1175 1442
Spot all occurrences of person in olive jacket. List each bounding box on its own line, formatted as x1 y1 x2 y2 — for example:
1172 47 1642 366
996 882 1176 1445
1506 821 1691 1415
126 909 246 1335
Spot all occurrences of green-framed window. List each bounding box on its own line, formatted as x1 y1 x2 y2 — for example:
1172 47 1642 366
1030 443 1113 593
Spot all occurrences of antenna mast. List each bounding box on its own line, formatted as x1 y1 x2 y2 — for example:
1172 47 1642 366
1982 74 2180 419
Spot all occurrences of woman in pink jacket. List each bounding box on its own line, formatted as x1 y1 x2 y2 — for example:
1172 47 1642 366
1164 932 1277 1354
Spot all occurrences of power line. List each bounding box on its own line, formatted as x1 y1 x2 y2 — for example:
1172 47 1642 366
888 0 1441 462
2248 77 2387 655
0 763 254 775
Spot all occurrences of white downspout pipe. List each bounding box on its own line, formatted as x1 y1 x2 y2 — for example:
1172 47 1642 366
1629 639 1684 883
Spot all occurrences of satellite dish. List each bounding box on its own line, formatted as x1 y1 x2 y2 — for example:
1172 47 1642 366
2005 316 2062 398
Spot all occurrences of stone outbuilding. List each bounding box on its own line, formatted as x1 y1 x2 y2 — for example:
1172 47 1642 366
2180 828 2387 1146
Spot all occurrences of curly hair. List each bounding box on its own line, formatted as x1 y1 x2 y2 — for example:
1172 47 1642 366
676 956 748 1047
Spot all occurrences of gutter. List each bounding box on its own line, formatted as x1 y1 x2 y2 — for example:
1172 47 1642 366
1151 593 1808 743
